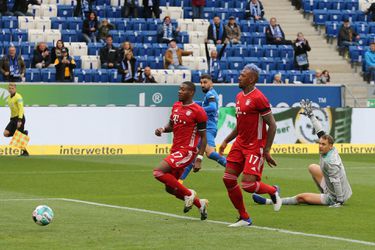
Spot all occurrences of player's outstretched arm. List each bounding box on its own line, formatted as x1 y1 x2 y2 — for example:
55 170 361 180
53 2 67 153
155 120 173 136
219 126 238 155
263 113 277 167
300 99 325 138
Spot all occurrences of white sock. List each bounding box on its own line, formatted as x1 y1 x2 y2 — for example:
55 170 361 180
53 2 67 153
282 196 299 205
265 199 272 205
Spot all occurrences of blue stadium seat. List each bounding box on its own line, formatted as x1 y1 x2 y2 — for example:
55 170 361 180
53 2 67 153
256 21 269 33
2 41 20 54
92 69 109 82
88 43 102 55
313 10 328 25
288 70 303 83
107 69 122 82
178 31 189 43
93 5 106 17
1 16 18 29
325 21 340 38
0 29 11 42
258 70 271 84
152 43 168 57
206 0 219 8
357 35 369 46
354 22 369 35
349 45 365 63
276 58 294 70
345 0 359 11
243 57 260 67
303 0 318 13
302 70 316 83
241 32 252 44
109 30 125 43
21 55 30 68
57 5 74 17
138 43 154 56
74 69 93 82
252 33 266 45
67 17 83 31
132 19 147 31
113 19 132 30
232 45 249 57
219 58 228 70
125 31 143 43
191 70 207 83
227 57 244 70
317 0 332 10
12 29 28 42
183 7 193 19
61 30 79 42
248 45 264 57
143 31 157 43
328 10 342 22
223 69 240 83
41 68 56 82
26 69 41 82
106 6 121 18
220 1 235 9
202 7 215 19
279 45 294 59
261 57 276 72
263 45 279 57
147 19 162 30
51 17 68 30
240 20 255 33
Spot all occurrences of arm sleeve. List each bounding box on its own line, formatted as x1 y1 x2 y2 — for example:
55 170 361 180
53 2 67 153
203 99 217 113
256 94 272 116
327 162 344 202
17 96 24 119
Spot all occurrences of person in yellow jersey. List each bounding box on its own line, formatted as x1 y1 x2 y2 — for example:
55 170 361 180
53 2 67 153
54 48 76 82
3 83 29 156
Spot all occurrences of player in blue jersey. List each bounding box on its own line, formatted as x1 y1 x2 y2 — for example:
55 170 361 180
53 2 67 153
179 74 227 182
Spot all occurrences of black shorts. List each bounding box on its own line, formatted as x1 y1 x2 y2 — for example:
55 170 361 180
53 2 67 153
5 116 25 136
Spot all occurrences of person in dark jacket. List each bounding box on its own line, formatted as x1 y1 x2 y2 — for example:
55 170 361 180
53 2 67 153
82 11 99 44
205 42 227 82
118 51 137 83
143 0 160 18
12 0 40 16
293 32 311 71
0 46 26 82
121 0 138 18
207 16 227 45
0 0 14 16
192 0 205 19
51 40 69 64
137 66 157 83
245 0 265 20
54 48 76 82
98 19 116 43
265 17 292 45
100 35 118 69
74 0 93 18
338 19 360 58
32 42 52 68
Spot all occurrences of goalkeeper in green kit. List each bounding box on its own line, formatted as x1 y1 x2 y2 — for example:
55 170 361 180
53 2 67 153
252 99 352 207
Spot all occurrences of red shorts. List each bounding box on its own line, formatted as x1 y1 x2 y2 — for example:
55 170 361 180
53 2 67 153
164 149 197 179
226 143 265 181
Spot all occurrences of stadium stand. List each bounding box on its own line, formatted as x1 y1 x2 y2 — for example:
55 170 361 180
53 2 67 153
0 0 321 84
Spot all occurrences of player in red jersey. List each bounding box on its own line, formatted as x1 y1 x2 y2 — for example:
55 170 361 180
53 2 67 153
153 81 209 220
219 64 282 227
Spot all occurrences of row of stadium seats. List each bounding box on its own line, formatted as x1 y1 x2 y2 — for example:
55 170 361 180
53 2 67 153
313 10 368 25
0 16 270 34
325 21 375 39
4 68 315 84
303 0 359 13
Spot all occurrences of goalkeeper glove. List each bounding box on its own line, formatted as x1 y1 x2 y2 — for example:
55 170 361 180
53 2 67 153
300 99 314 118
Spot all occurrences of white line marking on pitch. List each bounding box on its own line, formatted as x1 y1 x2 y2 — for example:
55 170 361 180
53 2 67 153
1 197 374 247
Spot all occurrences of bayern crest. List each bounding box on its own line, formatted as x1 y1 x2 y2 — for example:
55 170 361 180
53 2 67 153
186 110 192 116
246 99 251 106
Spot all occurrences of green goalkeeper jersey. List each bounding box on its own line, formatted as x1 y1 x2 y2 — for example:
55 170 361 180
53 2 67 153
320 147 352 203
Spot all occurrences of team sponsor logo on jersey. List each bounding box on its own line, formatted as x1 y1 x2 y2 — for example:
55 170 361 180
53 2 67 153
186 110 192 116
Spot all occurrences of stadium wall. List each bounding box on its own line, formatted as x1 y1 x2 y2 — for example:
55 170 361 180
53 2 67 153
0 107 374 156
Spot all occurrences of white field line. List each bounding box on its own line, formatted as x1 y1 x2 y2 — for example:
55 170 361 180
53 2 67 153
1 197 373 247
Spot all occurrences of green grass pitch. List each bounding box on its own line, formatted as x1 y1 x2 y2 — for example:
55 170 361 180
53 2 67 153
0 154 374 249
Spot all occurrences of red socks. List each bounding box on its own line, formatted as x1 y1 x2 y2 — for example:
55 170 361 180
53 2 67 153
223 173 249 220
242 181 276 195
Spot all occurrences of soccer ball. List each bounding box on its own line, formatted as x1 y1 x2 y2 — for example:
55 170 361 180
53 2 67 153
32 205 54 226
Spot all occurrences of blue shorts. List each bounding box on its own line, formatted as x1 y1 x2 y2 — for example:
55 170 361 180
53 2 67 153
206 129 217 147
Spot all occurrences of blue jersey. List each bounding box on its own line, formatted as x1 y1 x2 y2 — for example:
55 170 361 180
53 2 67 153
202 88 219 131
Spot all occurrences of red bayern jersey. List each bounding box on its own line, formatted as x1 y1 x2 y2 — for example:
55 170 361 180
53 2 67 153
170 101 208 152
234 87 272 149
